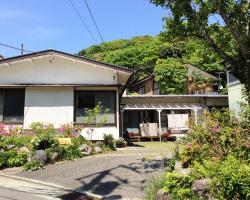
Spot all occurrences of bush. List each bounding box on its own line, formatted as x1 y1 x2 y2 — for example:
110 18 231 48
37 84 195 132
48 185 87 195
58 123 82 137
0 135 33 148
24 160 43 171
143 175 165 200
103 134 115 150
193 156 250 199
181 109 250 166
163 172 198 200
0 151 27 168
32 133 58 150
57 145 83 160
115 137 126 148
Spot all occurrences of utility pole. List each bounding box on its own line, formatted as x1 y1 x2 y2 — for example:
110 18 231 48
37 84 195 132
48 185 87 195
21 43 24 55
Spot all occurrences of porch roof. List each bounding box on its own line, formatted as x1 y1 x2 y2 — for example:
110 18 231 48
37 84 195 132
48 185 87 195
122 103 203 111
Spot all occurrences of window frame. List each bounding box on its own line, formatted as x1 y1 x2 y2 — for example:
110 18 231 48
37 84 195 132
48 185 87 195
0 88 25 124
74 90 117 126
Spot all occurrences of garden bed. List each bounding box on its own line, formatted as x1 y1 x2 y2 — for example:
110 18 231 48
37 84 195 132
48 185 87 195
0 122 126 171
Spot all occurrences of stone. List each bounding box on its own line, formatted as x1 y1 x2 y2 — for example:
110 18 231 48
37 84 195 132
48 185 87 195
79 144 89 152
32 150 47 165
5 144 15 150
18 147 30 154
0 148 4 153
174 161 191 175
174 161 182 173
154 189 172 200
94 146 102 153
191 178 211 197
51 152 59 162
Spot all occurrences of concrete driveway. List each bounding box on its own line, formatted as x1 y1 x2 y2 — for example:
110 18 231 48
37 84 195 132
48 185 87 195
16 142 175 199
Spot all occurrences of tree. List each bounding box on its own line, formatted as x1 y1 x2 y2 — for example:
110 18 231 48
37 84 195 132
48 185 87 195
150 0 250 101
154 58 187 94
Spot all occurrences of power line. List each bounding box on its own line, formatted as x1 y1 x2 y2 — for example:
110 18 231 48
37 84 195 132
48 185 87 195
67 0 97 44
0 43 33 53
83 0 105 43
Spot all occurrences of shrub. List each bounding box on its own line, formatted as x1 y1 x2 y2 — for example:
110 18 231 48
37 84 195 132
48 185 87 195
181 109 249 166
143 174 165 200
24 160 43 171
58 123 82 137
0 151 27 168
1 135 33 148
193 156 250 199
163 172 198 200
103 134 115 150
32 133 58 150
115 137 126 148
71 135 86 146
57 145 83 160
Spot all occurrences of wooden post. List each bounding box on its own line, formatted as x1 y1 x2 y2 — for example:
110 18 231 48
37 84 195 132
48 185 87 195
157 109 162 142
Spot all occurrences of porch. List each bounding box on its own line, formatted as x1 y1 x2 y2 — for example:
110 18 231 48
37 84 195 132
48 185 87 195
120 103 202 141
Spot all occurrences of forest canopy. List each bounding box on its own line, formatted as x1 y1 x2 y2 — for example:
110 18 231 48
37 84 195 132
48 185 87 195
79 34 224 94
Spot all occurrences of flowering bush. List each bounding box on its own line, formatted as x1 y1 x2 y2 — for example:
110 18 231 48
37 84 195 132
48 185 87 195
181 108 250 166
57 123 82 137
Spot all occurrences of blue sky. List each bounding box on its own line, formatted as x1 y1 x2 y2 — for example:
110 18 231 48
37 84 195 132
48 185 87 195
0 0 168 57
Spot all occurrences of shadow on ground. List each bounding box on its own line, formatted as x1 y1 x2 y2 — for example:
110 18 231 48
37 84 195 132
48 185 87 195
74 158 166 199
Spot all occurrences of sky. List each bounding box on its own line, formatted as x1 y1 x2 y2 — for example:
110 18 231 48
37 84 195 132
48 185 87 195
0 0 168 58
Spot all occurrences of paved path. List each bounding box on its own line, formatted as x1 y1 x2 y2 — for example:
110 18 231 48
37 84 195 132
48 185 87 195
15 144 174 199
0 175 89 200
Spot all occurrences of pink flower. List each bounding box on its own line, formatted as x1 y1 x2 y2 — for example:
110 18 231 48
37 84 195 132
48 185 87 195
212 126 220 133
246 143 250 148
186 143 192 149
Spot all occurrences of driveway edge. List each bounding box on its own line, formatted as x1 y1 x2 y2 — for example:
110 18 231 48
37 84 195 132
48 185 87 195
0 174 103 200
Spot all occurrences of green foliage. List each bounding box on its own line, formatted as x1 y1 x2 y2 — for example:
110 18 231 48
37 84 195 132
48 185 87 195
154 58 187 94
115 137 126 148
32 133 58 150
80 35 224 89
149 0 250 97
0 151 27 168
84 104 107 140
57 145 83 161
24 161 43 171
181 108 249 166
0 135 32 148
193 156 250 199
163 172 198 200
103 134 115 150
143 175 165 200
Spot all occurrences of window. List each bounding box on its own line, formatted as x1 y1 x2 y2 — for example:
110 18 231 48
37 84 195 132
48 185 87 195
153 81 160 95
74 91 116 125
138 87 145 95
0 89 25 123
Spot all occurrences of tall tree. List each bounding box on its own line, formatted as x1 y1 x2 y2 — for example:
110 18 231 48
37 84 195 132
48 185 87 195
150 0 250 101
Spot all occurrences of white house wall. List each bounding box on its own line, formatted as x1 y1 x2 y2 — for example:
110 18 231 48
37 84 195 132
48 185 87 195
228 82 247 115
24 87 74 129
0 56 116 85
23 86 120 140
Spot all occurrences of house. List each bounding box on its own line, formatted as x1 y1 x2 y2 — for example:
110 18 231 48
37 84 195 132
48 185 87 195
121 65 228 139
0 49 133 140
131 63 219 96
227 72 247 115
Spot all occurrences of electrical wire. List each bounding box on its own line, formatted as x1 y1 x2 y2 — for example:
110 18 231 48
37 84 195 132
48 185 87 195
83 0 105 43
68 0 97 44
0 43 33 53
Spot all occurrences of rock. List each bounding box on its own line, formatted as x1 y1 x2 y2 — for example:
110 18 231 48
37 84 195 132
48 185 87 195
191 178 211 198
18 147 30 154
32 150 47 165
5 144 15 150
174 161 182 173
79 144 93 155
174 161 191 175
154 189 172 200
51 152 59 162
94 146 102 153
0 148 4 153
79 144 89 152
